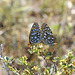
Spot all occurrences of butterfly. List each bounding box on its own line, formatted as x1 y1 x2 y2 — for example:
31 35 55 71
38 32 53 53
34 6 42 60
41 23 55 45
28 22 55 46
28 22 41 45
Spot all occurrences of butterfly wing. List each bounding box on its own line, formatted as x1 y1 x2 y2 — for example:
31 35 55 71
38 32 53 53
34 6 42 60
41 23 55 45
29 22 41 45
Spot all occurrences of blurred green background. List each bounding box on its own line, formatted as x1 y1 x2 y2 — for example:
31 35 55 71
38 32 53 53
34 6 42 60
0 0 75 74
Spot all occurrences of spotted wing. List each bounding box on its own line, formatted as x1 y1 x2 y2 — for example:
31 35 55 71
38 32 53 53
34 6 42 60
41 23 55 45
29 22 41 45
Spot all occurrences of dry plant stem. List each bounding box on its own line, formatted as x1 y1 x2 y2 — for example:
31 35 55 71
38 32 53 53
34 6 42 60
42 55 48 67
44 57 48 67
25 64 32 71
54 63 57 73
0 44 10 75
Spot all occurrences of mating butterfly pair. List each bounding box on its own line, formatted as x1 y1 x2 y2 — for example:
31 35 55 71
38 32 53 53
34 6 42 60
28 22 55 46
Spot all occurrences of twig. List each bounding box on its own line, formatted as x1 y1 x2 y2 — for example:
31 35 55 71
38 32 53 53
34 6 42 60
42 55 48 67
54 63 57 73
0 44 10 75
25 64 32 71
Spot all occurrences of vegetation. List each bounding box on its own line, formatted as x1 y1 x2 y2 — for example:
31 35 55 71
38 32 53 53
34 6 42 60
0 0 75 75
0 44 75 75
